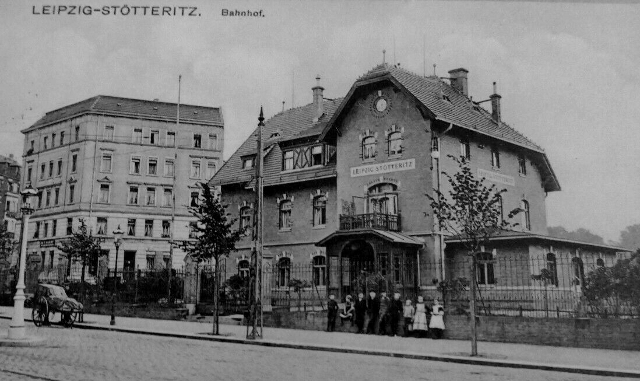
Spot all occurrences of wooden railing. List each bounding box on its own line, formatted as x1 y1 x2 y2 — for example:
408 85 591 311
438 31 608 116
339 213 401 232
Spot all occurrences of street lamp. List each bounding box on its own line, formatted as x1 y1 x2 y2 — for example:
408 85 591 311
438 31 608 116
8 184 38 340
110 225 124 326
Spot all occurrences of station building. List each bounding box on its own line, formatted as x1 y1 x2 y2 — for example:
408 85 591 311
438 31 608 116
211 64 624 304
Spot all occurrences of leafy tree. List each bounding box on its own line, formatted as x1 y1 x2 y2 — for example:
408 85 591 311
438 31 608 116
179 182 244 335
428 155 520 356
0 223 17 270
56 219 104 302
619 224 640 251
287 278 310 311
547 226 605 245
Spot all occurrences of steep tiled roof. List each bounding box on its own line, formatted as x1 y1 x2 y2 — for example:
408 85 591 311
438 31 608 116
210 99 342 187
332 63 542 152
24 95 223 132
0 155 20 167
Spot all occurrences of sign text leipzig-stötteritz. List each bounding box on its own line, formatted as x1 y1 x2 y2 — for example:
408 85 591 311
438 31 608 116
350 159 415 177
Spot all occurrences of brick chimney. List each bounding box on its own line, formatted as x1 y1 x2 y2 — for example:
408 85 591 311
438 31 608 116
312 75 324 121
448 68 469 96
490 82 501 123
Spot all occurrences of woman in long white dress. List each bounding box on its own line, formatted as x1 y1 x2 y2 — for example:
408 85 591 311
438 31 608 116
429 298 445 339
412 296 428 338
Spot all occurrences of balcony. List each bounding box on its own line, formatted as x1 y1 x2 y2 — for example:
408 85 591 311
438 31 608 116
339 213 401 232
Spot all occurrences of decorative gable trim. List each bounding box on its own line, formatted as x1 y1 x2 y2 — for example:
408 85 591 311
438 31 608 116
275 251 293 262
237 201 255 211
309 189 329 200
308 248 326 260
97 176 112 183
384 124 404 137
276 193 294 205
235 253 250 265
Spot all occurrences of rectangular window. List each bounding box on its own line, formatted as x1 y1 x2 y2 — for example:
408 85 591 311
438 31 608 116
43 222 49 238
57 159 63 176
130 157 141 174
127 218 136 236
96 217 107 235
431 136 440 153
311 146 323 166
133 128 143 144
34 221 40 238
128 186 139 204
208 134 218 150
460 139 471 160
60 131 65 145
51 133 56 148
191 161 201 178
190 191 199 207
75 126 80 141
491 148 500 169
66 218 73 235
193 134 202 148
43 137 48 150
101 153 112 172
144 220 153 237
30 140 34 151
69 185 75 203
166 131 176 147
163 188 172 207
40 163 45 180
518 155 527 176
49 161 54 178
71 154 77 173
242 157 254 170
54 188 60 205
206 162 217 180
283 151 294 171
146 256 155 270
104 126 114 141
52 220 57 237
99 184 110 203
189 222 198 239
37 191 42 208
148 158 157 175
45 190 51 207
146 187 156 206
164 159 174 177
162 220 170 238
150 130 159 145
27 166 32 183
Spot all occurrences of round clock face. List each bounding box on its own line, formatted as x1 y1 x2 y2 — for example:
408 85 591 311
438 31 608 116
375 97 388 112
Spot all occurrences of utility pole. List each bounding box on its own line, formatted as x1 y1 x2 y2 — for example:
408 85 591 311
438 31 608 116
168 75 181 303
247 108 264 340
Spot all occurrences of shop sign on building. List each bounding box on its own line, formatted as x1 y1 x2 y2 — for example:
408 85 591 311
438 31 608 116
478 168 515 186
350 158 415 177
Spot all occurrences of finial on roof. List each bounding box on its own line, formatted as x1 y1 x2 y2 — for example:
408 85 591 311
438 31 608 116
258 107 264 125
316 75 321 86
493 81 498 94
433 64 437 76
282 101 285 112
383 49 386 64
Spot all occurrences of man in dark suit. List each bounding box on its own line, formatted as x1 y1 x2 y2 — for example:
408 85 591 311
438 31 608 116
326 294 339 332
388 292 404 336
354 293 367 333
366 291 380 334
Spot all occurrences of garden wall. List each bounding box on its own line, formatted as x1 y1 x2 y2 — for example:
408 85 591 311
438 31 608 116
262 309 640 350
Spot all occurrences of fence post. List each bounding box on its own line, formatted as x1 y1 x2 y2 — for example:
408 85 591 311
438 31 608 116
519 305 522 317
556 306 560 318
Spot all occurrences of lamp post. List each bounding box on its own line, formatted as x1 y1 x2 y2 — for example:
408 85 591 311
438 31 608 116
110 225 124 326
8 185 38 340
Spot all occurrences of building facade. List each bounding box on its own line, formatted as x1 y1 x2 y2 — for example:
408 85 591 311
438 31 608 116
20 96 223 283
0 154 20 268
211 64 623 306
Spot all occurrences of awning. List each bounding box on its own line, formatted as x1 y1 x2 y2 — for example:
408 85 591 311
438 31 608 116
316 229 424 248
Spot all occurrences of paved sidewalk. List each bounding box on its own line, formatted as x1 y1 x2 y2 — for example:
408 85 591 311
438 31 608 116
1 306 638 378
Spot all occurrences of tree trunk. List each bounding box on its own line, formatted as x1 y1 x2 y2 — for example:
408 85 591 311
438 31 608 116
212 259 219 335
470 253 478 356
80 255 86 304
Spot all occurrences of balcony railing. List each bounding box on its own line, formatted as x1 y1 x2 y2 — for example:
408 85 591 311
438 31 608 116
339 213 401 232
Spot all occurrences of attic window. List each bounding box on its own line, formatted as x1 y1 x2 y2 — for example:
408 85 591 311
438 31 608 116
441 91 451 103
269 132 281 139
194 111 198 114
117 103 122 107
153 106 158 110
472 104 481 112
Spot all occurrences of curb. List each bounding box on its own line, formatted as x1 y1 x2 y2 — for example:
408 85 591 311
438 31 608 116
2 315 639 378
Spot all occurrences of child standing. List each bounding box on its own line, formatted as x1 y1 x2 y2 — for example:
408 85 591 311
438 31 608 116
327 294 339 332
412 296 429 338
429 298 446 339
403 299 415 337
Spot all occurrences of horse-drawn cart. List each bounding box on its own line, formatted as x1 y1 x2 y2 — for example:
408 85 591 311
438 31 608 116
31 284 84 328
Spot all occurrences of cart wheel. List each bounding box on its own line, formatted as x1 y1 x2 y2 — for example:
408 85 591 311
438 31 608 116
32 297 47 327
62 311 78 328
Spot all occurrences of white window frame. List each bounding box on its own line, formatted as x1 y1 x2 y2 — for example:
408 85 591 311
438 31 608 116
150 130 159 145
104 125 115 141
71 154 77 173
163 188 173 207
193 133 202 148
100 153 113 173
206 161 217 179
133 128 143 144
148 157 158 176
190 160 201 179
164 159 175 177
166 131 176 147
128 186 139 205
130 156 141 175
98 184 110 203
208 134 218 150
146 187 156 206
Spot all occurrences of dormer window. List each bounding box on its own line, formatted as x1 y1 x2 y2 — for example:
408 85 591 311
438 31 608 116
311 146 323 166
242 156 255 170
281 145 324 171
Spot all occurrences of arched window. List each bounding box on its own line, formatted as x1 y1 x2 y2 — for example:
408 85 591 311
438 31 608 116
362 136 376 160
596 258 605 268
521 200 530 230
279 200 292 230
367 183 398 215
546 253 558 286
572 257 585 286
277 257 291 287
476 252 495 285
238 259 250 279
312 256 326 286
239 207 252 231
313 196 327 226
387 131 402 156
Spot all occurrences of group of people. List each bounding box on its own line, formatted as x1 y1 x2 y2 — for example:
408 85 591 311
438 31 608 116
326 291 445 339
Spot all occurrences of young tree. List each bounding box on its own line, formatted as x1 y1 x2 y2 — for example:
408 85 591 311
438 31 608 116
180 182 244 335
0 223 17 270
56 219 104 302
428 155 520 356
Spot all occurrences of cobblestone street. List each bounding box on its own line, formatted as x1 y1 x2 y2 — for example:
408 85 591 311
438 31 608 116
0 320 636 381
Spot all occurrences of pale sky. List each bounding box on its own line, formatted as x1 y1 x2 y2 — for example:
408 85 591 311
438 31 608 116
1 1 639 243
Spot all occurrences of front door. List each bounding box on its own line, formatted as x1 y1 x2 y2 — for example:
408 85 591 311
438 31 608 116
123 251 136 281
